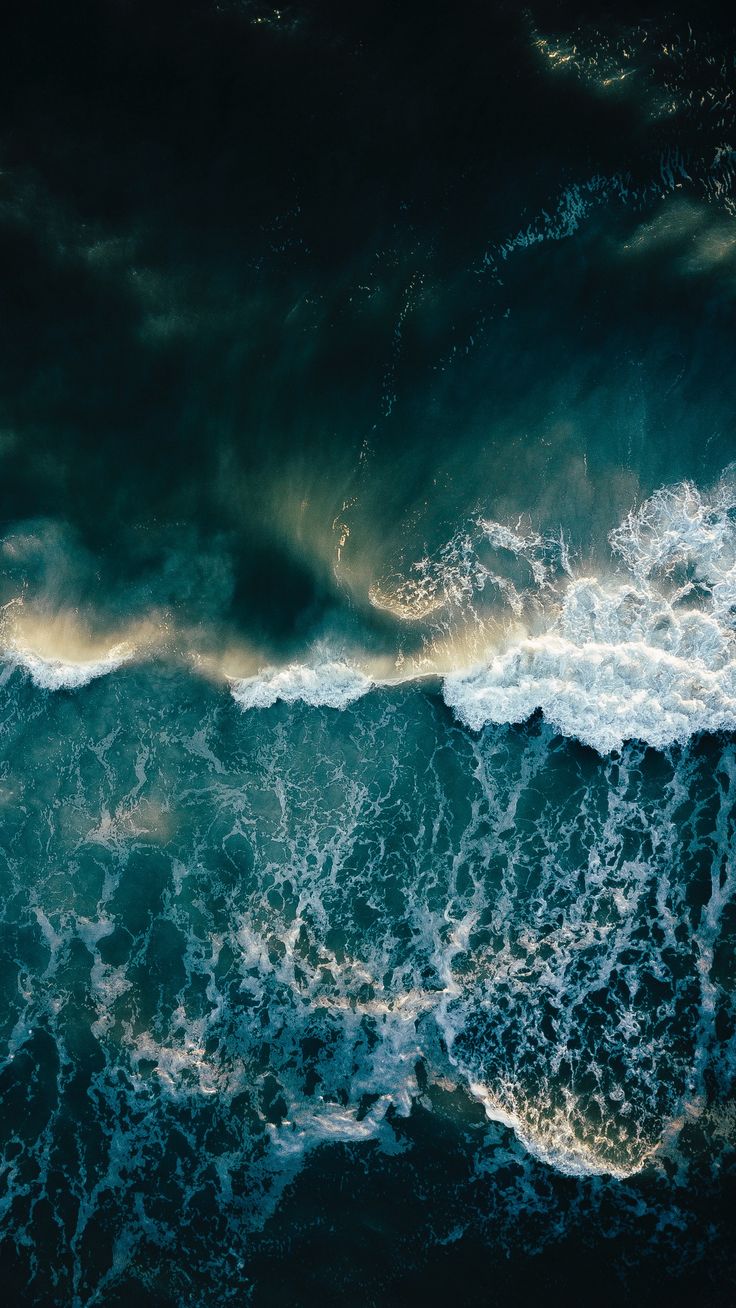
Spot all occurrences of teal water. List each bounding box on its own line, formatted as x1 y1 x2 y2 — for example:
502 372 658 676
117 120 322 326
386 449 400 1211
0 2 735 1304
0 665 734 1304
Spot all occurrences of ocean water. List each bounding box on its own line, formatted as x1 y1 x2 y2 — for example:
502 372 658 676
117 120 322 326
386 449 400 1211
0 2 735 1304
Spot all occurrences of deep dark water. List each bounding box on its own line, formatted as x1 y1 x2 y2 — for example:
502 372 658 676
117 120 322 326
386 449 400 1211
0 1 736 1305
1 0 735 652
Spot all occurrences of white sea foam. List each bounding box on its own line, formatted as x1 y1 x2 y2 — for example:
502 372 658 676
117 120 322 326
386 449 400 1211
444 476 736 753
2 641 134 690
229 659 373 711
443 625 736 753
466 1082 653 1179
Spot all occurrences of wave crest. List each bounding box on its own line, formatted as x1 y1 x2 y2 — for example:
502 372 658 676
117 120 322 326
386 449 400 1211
229 660 373 711
444 475 736 752
2 641 134 691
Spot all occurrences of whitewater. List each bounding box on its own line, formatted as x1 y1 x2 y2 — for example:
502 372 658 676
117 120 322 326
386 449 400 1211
5 476 732 758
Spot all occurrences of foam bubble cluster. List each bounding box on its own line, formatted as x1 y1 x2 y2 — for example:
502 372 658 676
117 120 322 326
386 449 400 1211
1 640 135 690
229 659 373 710
444 475 736 751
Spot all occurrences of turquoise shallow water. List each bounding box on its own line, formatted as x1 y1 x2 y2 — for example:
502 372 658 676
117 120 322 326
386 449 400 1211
0 1 735 1303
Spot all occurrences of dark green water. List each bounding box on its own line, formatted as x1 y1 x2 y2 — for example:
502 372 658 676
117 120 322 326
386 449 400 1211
0 2 735 1304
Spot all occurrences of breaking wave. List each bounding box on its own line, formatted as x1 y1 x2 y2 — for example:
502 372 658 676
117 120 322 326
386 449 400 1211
226 475 736 756
444 474 736 751
229 659 373 710
1 476 735 760
1 640 135 690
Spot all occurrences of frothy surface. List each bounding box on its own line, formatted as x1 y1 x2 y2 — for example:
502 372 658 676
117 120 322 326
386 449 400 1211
445 477 736 751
